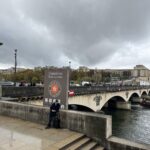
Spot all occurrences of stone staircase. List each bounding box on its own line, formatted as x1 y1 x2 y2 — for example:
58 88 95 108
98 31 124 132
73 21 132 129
52 133 105 150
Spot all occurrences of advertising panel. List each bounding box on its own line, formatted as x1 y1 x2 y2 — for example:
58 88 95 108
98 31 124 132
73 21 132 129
44 68 69 109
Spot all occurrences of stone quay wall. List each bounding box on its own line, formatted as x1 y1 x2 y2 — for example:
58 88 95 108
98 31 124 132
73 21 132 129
0 100 149 150
60 110 112 146
107 136 150 150
0 100 111 147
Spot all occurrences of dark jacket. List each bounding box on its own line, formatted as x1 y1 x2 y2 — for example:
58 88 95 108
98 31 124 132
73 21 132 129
50 102 60 116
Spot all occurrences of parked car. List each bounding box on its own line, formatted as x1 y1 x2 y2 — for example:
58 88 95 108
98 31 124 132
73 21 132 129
0 81 14 86
68 90 75 96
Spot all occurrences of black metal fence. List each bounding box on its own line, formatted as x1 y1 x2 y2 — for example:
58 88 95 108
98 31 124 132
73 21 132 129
1 86 43 98
1 85 150 98
70 85 150 95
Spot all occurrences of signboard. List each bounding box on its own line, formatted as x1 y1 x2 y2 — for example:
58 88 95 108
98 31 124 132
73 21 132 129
43 68 69 109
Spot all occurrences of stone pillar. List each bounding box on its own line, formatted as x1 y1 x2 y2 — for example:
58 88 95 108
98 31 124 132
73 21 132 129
0 86 2 99
116 102 131 110
132 97 142 103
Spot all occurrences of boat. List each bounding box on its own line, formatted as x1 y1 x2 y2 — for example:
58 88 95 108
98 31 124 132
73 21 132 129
141 99 150 108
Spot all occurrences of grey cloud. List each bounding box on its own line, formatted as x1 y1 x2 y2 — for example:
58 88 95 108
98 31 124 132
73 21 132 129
1 0 150 68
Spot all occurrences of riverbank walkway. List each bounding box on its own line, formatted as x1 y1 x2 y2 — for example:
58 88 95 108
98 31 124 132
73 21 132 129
0 115 73 150
0 115 103 150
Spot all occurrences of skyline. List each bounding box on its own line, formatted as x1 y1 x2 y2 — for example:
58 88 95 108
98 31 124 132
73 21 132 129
0 64 148 71
1 0 150 69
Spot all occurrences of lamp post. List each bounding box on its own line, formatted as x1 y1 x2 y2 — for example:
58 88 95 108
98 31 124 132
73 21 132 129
68 61 72 79
14 49 17 86
69 61 71 69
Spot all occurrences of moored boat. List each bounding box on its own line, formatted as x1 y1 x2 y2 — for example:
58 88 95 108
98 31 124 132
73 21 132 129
141 99 150 108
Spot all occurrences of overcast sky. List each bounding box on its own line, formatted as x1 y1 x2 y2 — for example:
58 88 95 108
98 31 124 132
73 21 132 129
1 0 150 69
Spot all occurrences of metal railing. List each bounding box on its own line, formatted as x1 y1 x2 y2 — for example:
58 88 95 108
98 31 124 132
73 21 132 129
69 85 150 95
1 85 150 98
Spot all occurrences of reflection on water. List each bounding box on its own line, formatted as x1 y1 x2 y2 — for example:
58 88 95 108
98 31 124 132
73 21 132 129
104 105 150 145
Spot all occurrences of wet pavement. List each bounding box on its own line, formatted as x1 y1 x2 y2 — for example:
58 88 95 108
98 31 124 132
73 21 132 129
0 115 78 150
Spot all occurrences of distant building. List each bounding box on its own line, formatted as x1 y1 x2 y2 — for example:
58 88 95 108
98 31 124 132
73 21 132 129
132 65 150 84
90 65 150 85
132 65 149 77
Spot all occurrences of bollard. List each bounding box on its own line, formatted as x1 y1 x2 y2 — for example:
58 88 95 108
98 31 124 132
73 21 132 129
0 85 2 99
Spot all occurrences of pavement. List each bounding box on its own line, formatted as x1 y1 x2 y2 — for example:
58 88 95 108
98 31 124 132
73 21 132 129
0 115 79 150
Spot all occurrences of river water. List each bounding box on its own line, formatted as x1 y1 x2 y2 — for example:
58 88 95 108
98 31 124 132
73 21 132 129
104 105 150 145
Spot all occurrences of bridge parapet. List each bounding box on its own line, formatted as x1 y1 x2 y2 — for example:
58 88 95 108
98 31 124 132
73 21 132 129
70 86 150 95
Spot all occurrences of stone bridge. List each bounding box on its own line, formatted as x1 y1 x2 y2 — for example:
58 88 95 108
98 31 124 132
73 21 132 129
68 88 150 112
1 85 150 112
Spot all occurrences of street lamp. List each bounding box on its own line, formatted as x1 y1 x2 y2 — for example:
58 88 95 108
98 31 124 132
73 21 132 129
0 42 3 46
69 61 71 68
14 49 17 86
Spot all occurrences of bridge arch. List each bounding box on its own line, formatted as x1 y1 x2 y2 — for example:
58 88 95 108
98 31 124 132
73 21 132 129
148 89 150 95
141 91 147 96
100 96 126 110
68 104 94 112
128 93 140 103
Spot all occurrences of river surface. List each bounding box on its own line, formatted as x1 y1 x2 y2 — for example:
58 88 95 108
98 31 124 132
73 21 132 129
104 105 150 145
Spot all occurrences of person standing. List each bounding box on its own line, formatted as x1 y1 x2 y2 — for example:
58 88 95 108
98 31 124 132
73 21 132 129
45 100 60 129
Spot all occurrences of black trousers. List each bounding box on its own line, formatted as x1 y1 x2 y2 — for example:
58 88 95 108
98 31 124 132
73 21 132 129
47 112 60 128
